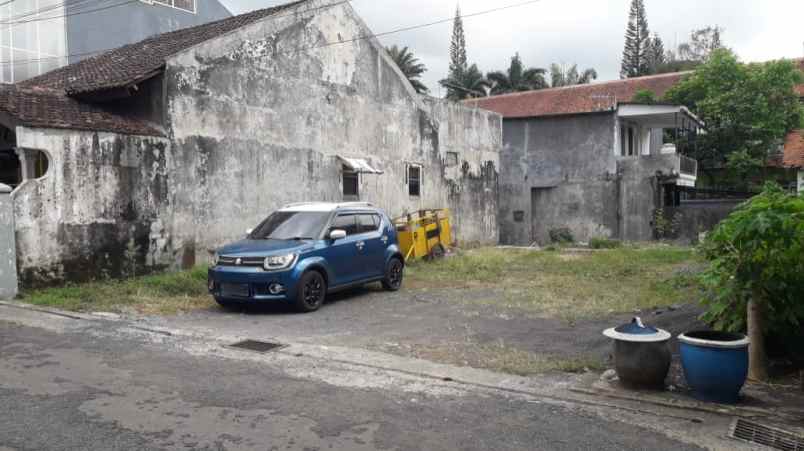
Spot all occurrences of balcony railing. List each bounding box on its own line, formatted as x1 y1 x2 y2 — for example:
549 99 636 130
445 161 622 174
679 155 698 178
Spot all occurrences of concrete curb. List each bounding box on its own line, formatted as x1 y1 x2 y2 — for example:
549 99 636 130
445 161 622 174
0 300 751 426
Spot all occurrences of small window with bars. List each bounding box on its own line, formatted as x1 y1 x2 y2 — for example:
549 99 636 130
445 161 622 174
407 165 421 197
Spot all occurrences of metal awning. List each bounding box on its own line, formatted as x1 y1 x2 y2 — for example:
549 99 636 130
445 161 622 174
338 156 384 174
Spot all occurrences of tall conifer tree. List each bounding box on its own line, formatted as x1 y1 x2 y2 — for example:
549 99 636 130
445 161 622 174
442 5 470 99
620 0 651 78
448 5 467 77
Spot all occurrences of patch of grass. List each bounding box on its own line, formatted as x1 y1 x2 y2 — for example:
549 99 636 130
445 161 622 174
396 340 604 376
21 267 215 315
406 246 703 321
589 237 622 249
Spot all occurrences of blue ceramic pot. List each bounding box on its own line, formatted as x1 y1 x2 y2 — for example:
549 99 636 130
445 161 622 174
678 331 750 404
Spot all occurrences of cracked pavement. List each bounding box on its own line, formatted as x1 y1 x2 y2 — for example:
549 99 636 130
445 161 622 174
0 303 743 450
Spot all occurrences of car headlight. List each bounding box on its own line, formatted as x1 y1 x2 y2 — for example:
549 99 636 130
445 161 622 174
264 253 297 271
213 252 220 266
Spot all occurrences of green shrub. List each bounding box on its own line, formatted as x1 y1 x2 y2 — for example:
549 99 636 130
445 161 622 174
632 89 657 104
589 238 622 249
699 183 804 338
549 227 574 244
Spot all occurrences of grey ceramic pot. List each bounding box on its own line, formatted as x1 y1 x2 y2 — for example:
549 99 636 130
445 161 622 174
603 317 672 389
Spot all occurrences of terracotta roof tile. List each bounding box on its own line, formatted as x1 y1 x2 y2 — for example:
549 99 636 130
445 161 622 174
783 130 804 168
20 0 307 95
0 85 162 136
465 72 689 119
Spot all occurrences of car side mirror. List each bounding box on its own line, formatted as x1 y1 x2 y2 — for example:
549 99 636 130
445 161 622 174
329 229 347 240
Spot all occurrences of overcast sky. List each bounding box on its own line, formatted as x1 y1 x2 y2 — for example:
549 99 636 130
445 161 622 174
222 0 804 96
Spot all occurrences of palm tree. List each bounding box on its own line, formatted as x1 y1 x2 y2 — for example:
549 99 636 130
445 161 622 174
486 53 547 95
439 63 488 100
386 45 429 95
549 63 598 87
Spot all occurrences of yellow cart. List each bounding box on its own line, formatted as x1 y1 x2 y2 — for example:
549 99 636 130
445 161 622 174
393 209 452 262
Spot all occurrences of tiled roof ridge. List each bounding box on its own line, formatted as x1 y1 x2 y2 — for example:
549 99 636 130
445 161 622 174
471 71 691 102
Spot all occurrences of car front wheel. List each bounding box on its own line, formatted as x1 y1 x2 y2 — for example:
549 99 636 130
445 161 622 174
381 258 404 291
294 271 327 313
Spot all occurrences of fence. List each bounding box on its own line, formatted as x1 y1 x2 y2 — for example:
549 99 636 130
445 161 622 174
0 183 17 299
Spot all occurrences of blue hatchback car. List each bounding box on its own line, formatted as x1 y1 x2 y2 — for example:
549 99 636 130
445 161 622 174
208 202 404 312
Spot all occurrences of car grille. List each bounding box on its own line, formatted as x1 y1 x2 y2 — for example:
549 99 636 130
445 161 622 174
220 283 250 298
217 256 265 267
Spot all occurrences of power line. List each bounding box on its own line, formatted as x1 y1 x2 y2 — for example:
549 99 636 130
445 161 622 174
0 0 352 66
0 0 543 68
0 0 103 26
0 0 136 29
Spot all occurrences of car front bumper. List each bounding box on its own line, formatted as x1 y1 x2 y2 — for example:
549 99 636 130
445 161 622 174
208 266 297 303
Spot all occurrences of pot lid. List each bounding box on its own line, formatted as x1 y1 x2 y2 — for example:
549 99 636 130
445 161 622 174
603 317 671 343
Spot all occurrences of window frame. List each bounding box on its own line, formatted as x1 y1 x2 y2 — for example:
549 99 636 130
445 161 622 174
342 166 359 199
147 0 196 14
407 164 422 197
620 125 639 157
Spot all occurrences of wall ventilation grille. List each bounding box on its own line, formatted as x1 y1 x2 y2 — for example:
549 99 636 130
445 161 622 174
729 418 804 451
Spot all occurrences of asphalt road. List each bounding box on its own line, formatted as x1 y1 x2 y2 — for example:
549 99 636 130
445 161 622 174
0 316 706 451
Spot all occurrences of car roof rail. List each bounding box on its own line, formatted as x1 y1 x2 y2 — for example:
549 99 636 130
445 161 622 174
337 202 374 208
282 202 323 208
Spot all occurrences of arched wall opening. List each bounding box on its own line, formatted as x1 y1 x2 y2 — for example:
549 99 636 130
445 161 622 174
0 125 19 187
0 122 51 188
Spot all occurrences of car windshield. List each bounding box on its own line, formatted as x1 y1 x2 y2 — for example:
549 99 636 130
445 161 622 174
250 211 331 240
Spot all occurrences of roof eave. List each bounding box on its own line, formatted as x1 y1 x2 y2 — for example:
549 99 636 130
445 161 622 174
66 67 165 100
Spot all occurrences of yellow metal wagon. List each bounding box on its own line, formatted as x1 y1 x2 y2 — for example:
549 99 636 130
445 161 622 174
393 209 452 262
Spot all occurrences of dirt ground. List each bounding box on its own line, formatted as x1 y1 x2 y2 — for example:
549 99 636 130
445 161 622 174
142 281 708 376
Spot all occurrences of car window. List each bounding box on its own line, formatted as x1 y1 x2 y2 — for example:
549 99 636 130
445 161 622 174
357 214 380 234
330 215 358 236
250 211 331 240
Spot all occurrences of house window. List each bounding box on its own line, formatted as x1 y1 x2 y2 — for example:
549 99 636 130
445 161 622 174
151 0 196 13
620 125 638 156
407 165 421 197
445 152 459 167
342 166 359 198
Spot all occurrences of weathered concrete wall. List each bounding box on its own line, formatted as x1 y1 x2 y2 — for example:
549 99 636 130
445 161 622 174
498 114 618 245
0 183 17 298
663 199 743 244
13 128 171 285
165 0 501 262
617 154 681 241
11 0 500 285
498 113 692 244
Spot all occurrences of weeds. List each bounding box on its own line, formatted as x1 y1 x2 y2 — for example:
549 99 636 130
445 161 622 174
406 246 702 321
22 267 213 315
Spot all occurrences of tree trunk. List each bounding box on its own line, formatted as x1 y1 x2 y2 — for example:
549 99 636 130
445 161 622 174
747 296 768 382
